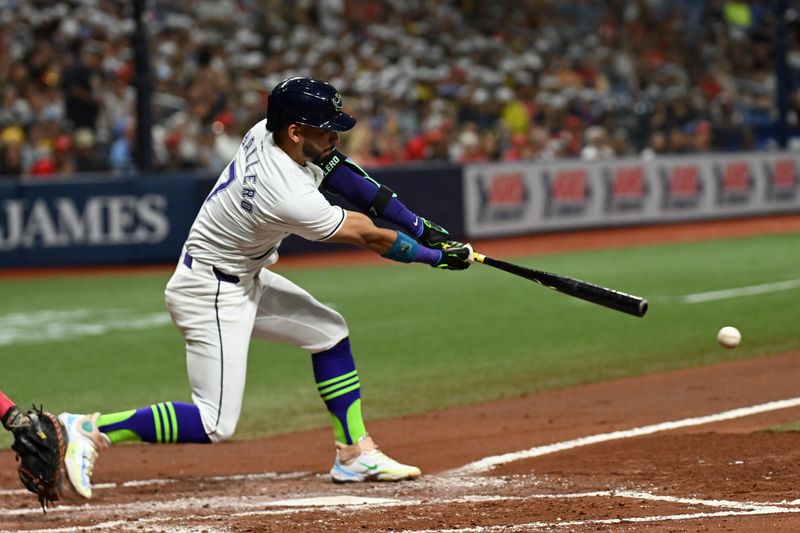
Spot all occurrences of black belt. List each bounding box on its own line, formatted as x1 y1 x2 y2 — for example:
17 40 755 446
183 252 240 284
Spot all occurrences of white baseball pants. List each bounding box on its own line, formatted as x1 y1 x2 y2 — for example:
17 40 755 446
164 253 348 442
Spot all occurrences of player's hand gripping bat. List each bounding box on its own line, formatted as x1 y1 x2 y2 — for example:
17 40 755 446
472 252 648 318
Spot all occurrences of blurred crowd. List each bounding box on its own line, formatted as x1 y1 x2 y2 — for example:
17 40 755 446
1 0 798 179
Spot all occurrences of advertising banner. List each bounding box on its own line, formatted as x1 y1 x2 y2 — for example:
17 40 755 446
0 164 465 267
463 152 800 238
0 176 197 267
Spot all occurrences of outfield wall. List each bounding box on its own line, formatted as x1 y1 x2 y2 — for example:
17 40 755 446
463 152 800 238
0 175 199 267
0 165 463 267
0 152 797 267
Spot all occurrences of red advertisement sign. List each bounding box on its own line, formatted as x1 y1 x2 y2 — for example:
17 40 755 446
713 161 753 205
603 165 647 213
544 168 590 217
487 172 526 206
476 171 529 222
773 159 796 189
762 158 798 201
660 164 703 209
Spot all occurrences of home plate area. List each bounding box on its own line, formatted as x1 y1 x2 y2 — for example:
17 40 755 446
4 352 800 532
4 456 800 533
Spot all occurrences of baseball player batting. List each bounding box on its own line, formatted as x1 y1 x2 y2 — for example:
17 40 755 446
56 77 473 498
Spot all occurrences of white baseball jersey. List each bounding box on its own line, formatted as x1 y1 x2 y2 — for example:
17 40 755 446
184 118 346 278
165 119 349 442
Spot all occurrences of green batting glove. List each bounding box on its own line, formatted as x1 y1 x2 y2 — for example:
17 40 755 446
433 242 474 270
419 218 453 250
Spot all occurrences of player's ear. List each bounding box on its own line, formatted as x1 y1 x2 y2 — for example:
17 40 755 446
286 124 304 144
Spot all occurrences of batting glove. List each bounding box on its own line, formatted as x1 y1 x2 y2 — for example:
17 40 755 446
418 218 452 250
433 242 474 270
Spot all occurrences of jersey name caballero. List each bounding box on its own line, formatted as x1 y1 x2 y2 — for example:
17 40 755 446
184 119 345 277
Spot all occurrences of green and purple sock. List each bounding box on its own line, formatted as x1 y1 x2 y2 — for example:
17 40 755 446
96 402 210 444
312 337 366 445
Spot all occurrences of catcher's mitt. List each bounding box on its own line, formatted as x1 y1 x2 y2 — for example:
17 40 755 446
3 406 68 510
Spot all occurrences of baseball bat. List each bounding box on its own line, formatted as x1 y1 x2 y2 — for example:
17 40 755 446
472 252 648 318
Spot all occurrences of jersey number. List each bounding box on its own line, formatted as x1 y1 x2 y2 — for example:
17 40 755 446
206 161 237 202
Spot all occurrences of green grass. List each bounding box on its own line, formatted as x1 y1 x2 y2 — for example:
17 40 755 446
765 422 800 433
1 232 799 449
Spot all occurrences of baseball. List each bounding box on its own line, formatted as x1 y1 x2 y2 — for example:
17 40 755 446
717 326 741 349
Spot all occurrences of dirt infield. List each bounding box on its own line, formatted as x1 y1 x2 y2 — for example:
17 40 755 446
3 353 800 532
2 215 800 532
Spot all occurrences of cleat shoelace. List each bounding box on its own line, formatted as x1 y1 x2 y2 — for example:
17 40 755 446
83 447 98 478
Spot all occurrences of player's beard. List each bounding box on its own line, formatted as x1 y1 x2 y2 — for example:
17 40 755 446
302 140 324 164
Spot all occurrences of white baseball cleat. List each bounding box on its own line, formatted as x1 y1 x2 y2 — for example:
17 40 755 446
58 412 109 499
330 434 421 483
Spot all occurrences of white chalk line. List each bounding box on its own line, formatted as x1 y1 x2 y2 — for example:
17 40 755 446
402 507 800 533
0 471 310 497
678 278 800 303
6 490 800 533
5 398 800 531
450 396 800 475
0 309 172 346
1 520 224 533
1 491 402 518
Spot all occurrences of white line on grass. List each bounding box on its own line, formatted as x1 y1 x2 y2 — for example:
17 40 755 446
0 309 172 346
449 396 800 475
679 279 800 303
